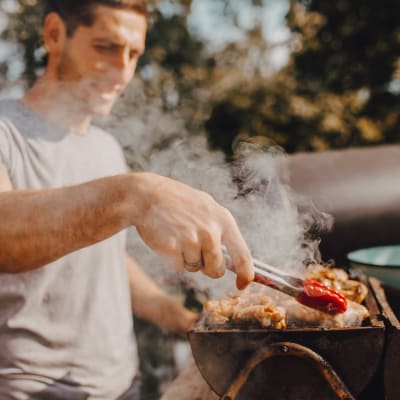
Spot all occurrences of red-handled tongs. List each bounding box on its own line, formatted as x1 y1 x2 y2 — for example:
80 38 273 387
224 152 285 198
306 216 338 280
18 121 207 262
222 246 347 314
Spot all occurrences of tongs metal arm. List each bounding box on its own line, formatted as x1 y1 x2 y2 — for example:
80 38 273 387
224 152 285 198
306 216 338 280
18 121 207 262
253 259 304 297
222 246 304 297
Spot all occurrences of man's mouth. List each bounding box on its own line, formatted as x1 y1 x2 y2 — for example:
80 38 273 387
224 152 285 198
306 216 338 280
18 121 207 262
98 91 118 101
87 81 122 102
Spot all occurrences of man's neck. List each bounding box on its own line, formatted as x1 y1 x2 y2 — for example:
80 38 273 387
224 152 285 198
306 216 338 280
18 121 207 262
22 74 92 134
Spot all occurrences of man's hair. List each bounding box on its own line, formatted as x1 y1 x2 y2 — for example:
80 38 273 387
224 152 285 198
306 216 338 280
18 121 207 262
44 0 147 36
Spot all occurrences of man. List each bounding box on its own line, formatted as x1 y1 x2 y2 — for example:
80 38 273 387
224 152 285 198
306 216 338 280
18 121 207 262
0 0 254 398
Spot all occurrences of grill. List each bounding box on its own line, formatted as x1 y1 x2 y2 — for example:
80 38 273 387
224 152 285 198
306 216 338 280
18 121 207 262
188 277 400 400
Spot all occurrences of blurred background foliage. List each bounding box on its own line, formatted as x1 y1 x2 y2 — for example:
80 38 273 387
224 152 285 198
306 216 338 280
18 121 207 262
0 0 399 159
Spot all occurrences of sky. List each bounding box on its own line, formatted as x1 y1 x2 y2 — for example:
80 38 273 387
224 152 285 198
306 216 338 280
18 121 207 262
188 0 290 46
162 0 292 70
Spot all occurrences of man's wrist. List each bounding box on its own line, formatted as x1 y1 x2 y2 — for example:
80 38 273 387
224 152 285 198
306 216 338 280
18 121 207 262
120 172 156 227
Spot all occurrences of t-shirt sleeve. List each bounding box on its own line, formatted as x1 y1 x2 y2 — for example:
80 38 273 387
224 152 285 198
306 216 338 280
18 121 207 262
0 118 12 174
117 144 130 174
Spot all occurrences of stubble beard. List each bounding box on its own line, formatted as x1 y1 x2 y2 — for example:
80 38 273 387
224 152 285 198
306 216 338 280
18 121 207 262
56 49 119 117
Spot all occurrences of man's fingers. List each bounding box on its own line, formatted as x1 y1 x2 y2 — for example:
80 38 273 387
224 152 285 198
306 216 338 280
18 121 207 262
219 207 254 287
199 231 225 279
182 258 203 272
222 230 254 289
233 250 254 289
182 240 204 272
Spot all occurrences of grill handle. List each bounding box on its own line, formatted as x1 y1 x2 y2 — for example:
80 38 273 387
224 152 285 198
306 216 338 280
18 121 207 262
221 341 355 400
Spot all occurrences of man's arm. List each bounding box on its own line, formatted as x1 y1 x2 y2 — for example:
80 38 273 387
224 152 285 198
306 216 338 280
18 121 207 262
125 253 198 336
0 171 253 288
0 170 12 192
0 173 137 273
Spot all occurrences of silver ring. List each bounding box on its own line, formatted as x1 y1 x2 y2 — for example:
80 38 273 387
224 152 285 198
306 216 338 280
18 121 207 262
183 258 203 271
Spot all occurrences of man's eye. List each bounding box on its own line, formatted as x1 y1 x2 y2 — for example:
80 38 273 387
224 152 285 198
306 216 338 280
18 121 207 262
94 45 116 52
129 50 140 59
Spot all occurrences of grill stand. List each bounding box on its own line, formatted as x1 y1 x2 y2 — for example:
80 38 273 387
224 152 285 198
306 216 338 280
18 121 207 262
221 342 355 400
368 278 400 400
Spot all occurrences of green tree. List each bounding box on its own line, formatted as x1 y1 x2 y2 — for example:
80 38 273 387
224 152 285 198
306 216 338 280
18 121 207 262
205 0 400 156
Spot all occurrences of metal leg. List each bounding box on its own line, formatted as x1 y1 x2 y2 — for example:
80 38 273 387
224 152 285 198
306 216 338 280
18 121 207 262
220 341 355 400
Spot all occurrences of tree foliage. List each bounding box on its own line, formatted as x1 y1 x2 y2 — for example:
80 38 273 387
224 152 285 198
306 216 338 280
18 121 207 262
203 0 400 156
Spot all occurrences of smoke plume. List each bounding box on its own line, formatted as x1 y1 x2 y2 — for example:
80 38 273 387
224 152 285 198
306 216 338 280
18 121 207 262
101 80 333 298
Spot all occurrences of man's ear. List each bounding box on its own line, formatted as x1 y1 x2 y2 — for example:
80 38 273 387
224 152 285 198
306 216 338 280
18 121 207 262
43 12 67 57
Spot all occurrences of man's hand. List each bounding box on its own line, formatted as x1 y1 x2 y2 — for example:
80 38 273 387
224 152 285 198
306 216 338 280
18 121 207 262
130 173 254 289
126 254 199 336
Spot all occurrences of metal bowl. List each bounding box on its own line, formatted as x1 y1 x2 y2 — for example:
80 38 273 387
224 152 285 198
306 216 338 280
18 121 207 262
348 245 400 289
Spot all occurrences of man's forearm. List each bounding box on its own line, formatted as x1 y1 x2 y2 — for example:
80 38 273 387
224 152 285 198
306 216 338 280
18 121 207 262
0 169 254 287
149 295 199 336
0 174 146 273
135 290 198 336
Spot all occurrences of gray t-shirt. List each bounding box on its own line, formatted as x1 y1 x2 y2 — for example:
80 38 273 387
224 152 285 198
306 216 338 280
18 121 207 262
0 100 139 399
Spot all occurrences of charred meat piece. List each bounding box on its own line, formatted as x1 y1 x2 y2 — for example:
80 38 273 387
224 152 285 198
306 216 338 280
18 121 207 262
285 298 369 328
204 292 286 329
307 264 368 304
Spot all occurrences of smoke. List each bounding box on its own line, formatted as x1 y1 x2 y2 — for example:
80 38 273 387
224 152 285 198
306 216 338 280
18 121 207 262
101 80 332 299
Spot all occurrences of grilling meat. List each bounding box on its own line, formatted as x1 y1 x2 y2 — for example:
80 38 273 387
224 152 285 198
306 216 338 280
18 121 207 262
285 298 370 328
285 265 369 328
204 292 286 329
306 264 368 304
203 265 369 329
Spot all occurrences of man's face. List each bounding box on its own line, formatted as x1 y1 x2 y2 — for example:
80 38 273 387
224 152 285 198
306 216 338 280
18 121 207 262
56 5 147 116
